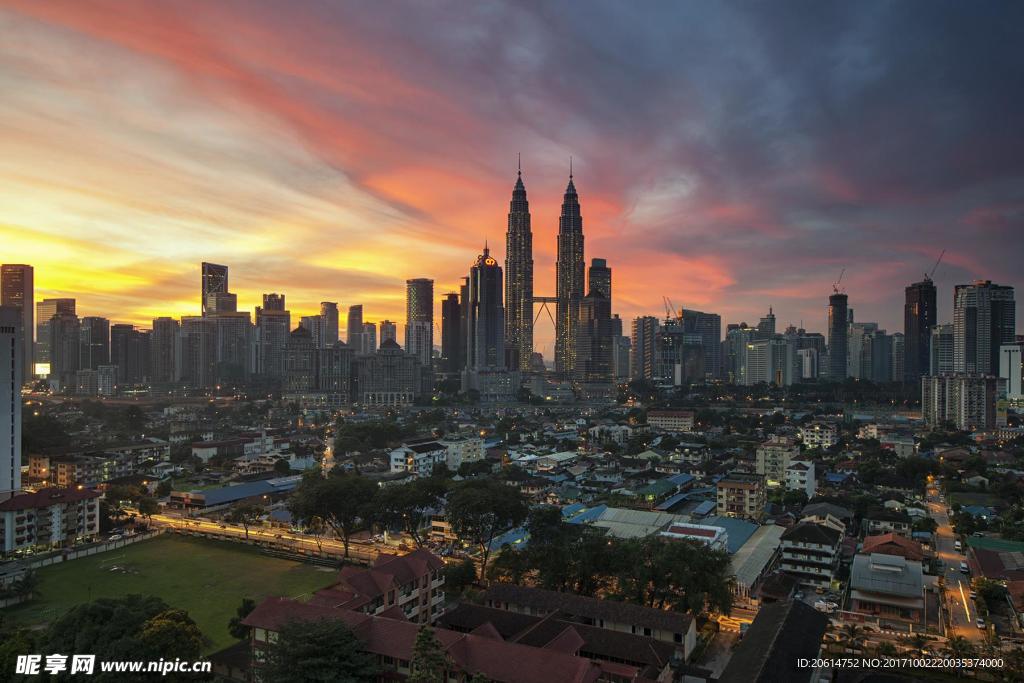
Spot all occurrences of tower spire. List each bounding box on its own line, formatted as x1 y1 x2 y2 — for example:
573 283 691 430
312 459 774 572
517 152 521 176
569 155 573 179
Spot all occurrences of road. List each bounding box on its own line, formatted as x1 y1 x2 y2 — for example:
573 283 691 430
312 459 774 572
141 511 383 564
926 484 983 642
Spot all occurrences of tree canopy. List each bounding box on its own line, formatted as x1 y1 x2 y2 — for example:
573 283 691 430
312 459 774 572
261 618 378 683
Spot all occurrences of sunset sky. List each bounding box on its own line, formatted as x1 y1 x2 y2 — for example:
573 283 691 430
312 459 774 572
2 0 1021 358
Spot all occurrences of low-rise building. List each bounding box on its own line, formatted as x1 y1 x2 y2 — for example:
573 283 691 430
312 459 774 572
799 421 839 449
659 522 728 551
784 460 816 498
0 487 102 554
861 533 925 562
647 410 695 432
719 600 828 683
849 553 925 624
756 435 800 487
439 435 484 471
716 471 766 521
863 510 913 537
389 441 447 478
779 522 842 590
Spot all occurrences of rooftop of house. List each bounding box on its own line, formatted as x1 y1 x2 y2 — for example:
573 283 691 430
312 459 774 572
718 600 828 683
0 487 101 511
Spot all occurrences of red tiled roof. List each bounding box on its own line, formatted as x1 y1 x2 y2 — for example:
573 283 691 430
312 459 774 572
665 524 718 538
0 487 101 511
862 532 924 561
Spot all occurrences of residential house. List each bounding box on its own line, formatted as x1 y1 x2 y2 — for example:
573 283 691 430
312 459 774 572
779 522 843 590
716 471 766 521
849 553 926 624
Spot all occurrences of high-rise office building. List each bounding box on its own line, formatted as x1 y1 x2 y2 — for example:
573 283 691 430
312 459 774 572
680 309 723 380
1 306 23 497
656 318 707 385
441 292 462 374
575 289 614 385
201 262 230 316
110 324 150 385
211 312 251 383
256 298 290 379
300 315 325 348
463 246 519 401
320 302 339 346
999 343 1022 399
49 311 81 390
891 332 905 384
285 326 317 394
827 292 848 380
904 278 937 383
405 279 434 367
363 322 377 354
379 320 397 346
758 307 776 335
35 298 75 366
263 293 286 311
347 305 365 354
953 280 1016 375
150 317 180 384
555 169 585 375
1 264 33 375
847 322 879 379
465 247 504 370
504 165 533 372
180 316 216 388
630 316 659 380
930 323 954 375
79 316 110 370
588 258 611 302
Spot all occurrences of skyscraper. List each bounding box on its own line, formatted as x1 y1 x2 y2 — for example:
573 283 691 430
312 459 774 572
1 306 23 497
588 258 611 301
504 164 533 372
405 278 434 367
110 324 150 385
150 317 180 384
49 311 80 389
575 289 614 386
441 292 462 374
630 316 659 380
555 168 585 375
256 297 290 379
346 305 365 354
904 278 937 383
363 322 377 354
680 309 723 379
180 316 217 388
930 323 954 375
827 292 848 380
320 302 339 346
953 280 1015 375
35 298 75 366
79 316 110 370
201 262 230 316
758 307 776 335
379 320 397 346
465 247 504 370
1 264 33 375
300 315 325 348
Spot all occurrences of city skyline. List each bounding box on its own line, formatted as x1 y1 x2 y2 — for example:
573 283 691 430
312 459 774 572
2 1 1023 353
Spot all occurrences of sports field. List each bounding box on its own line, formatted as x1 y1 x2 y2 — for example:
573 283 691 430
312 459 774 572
6 534 335 652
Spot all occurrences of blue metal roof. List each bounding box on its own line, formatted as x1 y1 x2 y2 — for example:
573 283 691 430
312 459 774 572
693 500 716 516
565 504 608 525
197 475 301 507
668 473 695 487
654 492 689 511
701 515 758 554
488 526 529 552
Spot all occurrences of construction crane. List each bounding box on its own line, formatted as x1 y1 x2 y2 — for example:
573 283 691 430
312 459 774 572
832 268 846 295
662 296 679 320
927 249 945 281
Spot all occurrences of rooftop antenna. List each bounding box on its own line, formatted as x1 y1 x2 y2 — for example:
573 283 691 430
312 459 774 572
927 249 945 281
517 152 521 176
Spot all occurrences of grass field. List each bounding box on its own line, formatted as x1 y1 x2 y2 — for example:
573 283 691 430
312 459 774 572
6 535 335 652
948 492 1001 507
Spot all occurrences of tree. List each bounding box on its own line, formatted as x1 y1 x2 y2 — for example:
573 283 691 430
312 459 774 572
408 626 448 683
261 618 378 683
137 496 159 523
226 503 264 540
444 559 477 595
289 471 377 558
139 609 205 661
374 477 448 547
43 595 202 680
306 515 327 553
155 480 172 497
943 636 977 674
273 458 292 475
838 624 865 653
228 598 256 640
446 479 528 581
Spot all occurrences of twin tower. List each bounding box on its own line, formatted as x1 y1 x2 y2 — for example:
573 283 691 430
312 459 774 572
504 164 590 374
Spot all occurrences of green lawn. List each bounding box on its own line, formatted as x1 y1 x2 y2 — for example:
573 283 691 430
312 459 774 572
948 492 1001 507
6 535 335 652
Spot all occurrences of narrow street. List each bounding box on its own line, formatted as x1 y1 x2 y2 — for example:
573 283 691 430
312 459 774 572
926 484 983 642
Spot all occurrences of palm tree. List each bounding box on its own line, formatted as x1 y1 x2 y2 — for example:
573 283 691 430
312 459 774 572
839 624 866 654
943 636 977 677
900 633 930 658
874 640 897 658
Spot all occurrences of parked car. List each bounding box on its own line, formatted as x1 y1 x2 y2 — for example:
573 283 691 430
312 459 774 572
954 540 962 552
108 534 123 541
976 618 986 630
960 562 970 574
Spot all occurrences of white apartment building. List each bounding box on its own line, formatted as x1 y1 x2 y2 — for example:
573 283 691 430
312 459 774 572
0 488 101 554
755 435 800 487
439 435 484 471
785 460 816 498
799 421 839 449
647 410 695 432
